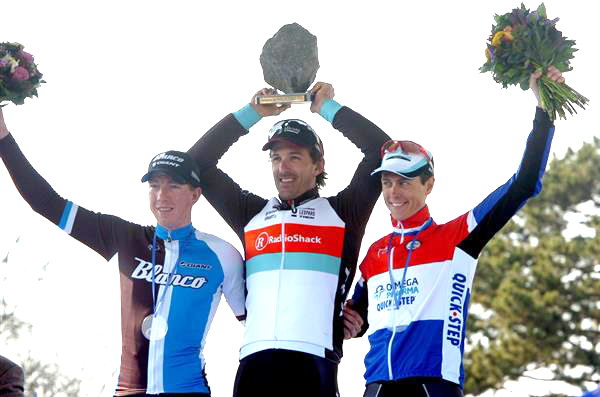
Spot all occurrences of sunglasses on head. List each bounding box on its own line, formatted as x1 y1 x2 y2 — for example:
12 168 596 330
268 119 324 155
380 140 432 165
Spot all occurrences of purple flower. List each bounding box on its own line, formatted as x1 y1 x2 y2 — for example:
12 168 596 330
12 66 30 81
487 44 495 62
0 59 8 67
17 50 34 65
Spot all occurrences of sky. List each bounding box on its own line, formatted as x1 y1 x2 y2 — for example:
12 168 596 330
1 1 598 396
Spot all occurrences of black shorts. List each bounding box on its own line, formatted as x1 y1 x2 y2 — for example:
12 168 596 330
122 393 210 397
233 349 339 397
363 378 463 397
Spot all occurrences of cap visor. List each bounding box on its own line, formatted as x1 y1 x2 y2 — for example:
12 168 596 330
262 137 306 151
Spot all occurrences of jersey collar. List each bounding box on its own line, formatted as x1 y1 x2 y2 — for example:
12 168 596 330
391 205 432 234
276 186 320 211
155 223 195 241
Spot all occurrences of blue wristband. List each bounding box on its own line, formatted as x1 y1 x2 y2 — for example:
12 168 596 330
319 99 342 124
233 104 262 130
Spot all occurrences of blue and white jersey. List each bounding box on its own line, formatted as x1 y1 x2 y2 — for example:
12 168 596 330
0 133 245 396
142 224 245 394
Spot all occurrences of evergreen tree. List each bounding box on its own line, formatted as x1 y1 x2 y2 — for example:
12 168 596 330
465 138 600 396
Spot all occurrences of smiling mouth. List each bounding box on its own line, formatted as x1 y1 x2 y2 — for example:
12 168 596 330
157 207 174 213
279 177 295 184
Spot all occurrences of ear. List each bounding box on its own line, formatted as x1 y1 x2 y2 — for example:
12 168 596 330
425 176 435 195
191 187 202 204
314 157 325 176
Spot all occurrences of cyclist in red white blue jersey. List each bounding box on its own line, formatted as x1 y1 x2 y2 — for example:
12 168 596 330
345 68 566 397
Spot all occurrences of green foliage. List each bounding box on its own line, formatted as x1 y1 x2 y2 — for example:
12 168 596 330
480 3 589 121
465 138 600 395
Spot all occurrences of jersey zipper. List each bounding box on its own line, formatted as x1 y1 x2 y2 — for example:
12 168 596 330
387 246 396 380
273 215 286 342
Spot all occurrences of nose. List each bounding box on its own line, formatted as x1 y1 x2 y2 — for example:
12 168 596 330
156 184 169 200
278 158 291 173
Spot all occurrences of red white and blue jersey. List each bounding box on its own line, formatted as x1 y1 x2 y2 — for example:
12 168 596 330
0 135 245 395
351 107 555 387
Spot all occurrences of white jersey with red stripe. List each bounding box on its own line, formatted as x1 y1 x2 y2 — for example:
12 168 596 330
242 196 346 359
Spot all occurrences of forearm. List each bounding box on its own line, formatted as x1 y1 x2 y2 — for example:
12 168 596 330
331 106 390 158
327 105 391 225
0 134 65 224
187 113 250 170
513 107 555 195
189 109 266 241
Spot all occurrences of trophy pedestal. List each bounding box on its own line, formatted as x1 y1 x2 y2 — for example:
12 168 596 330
255 92 314 105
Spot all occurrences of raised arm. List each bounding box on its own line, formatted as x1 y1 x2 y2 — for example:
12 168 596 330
458 67 564 258
309 82 390 228
0 108 128 260
186 89 290 242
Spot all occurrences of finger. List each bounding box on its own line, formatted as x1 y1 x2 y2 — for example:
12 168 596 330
343 320 358 338
343 327 351 340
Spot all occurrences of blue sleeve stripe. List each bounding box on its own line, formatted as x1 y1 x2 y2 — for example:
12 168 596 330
319 99 342 123
472 177 514 223
534 126 555 195
58 201 79 235
233 104 262 130
472 124 554 223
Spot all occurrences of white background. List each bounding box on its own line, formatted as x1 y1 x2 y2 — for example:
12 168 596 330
1 1 598 396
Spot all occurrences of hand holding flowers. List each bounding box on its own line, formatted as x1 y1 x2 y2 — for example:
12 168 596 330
480 3 589 121
0 42 44 106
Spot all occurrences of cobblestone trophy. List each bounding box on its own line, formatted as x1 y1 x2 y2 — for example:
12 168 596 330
255 23 319 105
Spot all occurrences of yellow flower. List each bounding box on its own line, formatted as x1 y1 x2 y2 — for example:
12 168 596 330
1 54 19 73
491 30 513 47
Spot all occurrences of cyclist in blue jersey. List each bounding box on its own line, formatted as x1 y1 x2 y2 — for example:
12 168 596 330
0 108 245 397
343 68 566 397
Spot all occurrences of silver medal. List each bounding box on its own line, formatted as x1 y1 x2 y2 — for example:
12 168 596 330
141 314 168 340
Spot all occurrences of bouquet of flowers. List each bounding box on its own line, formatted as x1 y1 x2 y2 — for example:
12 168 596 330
0 42 44 106
480 3 589 121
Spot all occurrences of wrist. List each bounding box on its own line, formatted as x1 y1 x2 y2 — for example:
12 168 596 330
233 104 262 130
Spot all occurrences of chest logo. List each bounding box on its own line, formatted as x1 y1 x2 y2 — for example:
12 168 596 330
405 240 421 251
255 231 270 251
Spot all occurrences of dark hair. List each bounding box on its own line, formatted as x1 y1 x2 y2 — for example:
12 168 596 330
309 146 327 189
418 169 434 185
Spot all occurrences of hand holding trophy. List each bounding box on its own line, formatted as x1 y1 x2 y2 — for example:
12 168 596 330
256 23 320 105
